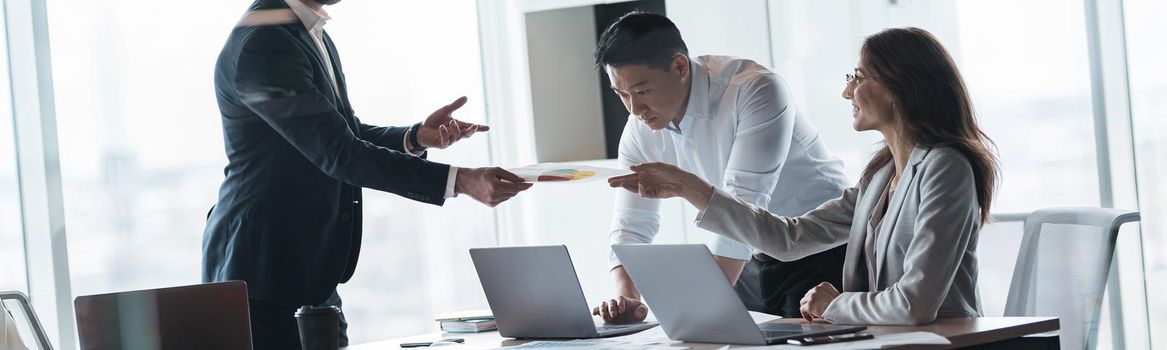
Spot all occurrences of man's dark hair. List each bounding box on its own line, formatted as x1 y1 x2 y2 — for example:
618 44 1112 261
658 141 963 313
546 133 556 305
594 11 688 70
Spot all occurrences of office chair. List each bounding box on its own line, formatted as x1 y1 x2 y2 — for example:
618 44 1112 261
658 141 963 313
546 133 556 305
1003 207 1140 350
1 291 53 350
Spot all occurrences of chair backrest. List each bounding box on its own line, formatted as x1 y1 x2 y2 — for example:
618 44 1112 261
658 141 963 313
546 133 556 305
1003 207 1139 350
0 291 54 350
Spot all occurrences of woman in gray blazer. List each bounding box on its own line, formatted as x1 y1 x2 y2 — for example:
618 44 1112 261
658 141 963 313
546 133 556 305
609 27 999 326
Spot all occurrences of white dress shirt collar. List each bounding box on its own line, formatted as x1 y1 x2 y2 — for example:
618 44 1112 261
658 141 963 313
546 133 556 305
284 0 331 33
669 57 710 135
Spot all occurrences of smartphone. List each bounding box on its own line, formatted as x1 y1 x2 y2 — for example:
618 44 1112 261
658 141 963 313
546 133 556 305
787 332 874 346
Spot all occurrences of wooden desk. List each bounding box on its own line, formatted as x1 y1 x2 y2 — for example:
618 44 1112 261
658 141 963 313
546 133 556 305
775 317 1059 349
345 317 1058 350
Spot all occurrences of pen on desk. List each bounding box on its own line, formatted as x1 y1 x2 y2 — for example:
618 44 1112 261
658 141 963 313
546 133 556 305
399 338 465 348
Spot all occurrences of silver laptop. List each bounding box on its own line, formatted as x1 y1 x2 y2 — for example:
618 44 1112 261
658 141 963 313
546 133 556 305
470 245 657 339
74 281 252 350
613 244 865 345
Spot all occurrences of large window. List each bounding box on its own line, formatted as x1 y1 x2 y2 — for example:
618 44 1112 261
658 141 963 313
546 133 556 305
47 0 240 297
325 3 494 343
1123 0 1167 345
771 0 1100 211
951 0 1100 212
0 10 27 294
45 0 493 345
941 2 1102 321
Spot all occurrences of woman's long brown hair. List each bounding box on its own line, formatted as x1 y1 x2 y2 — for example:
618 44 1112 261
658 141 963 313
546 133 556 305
859 27 1000 224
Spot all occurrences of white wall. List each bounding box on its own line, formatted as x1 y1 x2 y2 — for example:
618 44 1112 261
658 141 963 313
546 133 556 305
666 0 772 63
525 6 608 163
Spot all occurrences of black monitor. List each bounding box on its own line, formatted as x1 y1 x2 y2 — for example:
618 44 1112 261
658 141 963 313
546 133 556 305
74 281 251 350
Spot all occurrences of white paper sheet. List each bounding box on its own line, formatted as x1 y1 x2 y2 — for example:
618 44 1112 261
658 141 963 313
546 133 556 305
508 163 630 184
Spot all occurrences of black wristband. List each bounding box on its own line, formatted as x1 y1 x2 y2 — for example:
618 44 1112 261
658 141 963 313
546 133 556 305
408 122 425 152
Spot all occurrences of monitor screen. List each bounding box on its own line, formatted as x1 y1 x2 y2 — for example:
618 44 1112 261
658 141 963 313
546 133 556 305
74 281 251 350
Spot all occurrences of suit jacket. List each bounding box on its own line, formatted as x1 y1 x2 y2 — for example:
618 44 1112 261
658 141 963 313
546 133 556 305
697 146 981 325
202 0 449 306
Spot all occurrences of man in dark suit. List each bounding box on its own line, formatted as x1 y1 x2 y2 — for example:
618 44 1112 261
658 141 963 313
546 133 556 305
202 0 531 348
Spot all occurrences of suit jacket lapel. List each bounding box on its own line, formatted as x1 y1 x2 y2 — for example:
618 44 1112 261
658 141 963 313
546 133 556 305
319 32 354 132
322 31 352 114
285 26 342 101
874 147 930 282
842 163 892 292
285 26 354 132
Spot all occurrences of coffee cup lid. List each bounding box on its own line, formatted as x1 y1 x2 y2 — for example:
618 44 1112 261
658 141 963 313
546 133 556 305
295 305 340 317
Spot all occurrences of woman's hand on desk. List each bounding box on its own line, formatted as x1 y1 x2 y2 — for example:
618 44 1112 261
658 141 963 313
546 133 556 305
592 296 649 324
799 282 841 322
608 163 715 212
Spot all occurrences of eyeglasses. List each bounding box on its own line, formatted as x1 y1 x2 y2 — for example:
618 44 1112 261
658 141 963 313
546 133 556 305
845 73 873 85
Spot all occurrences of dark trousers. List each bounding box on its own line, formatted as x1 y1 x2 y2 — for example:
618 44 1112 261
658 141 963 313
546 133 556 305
248 290 349 350
733 244 847 318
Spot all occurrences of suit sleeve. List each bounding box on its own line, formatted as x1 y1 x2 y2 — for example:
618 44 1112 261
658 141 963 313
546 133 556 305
234 27 447 205
355 119 411 154
822 153 980 325
696 186 856 262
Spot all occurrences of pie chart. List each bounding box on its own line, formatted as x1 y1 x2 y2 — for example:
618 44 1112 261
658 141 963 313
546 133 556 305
537 169 597 182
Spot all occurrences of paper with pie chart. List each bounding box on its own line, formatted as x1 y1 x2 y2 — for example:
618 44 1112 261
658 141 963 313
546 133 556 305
509 163 629 183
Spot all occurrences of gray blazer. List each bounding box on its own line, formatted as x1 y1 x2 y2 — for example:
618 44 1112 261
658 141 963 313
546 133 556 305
696 146 981 325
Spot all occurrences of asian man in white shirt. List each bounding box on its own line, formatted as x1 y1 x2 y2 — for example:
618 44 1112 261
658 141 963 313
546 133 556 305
592 12 850 323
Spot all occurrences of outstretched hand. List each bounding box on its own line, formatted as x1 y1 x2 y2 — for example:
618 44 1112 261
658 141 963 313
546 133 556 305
417 96 489 150
455 167 532 207
608 162 714 211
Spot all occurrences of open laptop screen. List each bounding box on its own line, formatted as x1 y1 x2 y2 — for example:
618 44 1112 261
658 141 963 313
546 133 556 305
74 281 251 350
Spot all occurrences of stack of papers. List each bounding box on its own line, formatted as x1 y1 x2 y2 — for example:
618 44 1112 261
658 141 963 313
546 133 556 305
435 309 496 333
440 319 496 333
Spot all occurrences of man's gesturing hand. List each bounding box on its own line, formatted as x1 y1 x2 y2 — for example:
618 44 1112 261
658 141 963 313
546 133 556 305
417 96 489 150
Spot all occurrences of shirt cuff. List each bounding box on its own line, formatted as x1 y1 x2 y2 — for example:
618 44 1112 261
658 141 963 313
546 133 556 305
692 187 721 226
444 166 458 199
708 233 754 261
608 250 622 271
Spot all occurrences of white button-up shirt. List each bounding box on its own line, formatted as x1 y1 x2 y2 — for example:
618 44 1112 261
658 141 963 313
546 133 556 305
283 0 458 198
609 55 850 268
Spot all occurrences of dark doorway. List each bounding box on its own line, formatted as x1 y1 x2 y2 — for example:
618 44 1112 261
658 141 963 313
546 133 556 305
593 0 666 159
